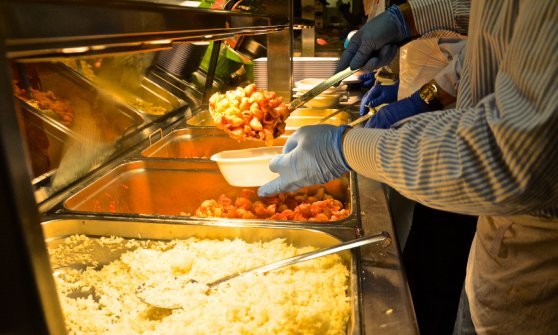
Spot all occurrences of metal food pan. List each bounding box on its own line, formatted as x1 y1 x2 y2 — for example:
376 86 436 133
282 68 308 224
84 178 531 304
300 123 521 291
186 108 350 129
142 128 286 159
60 60 185 116
42 218 360 334
26 62 145 141
186 108 215 127
63 159 353 224
125 78 186 116
17 102 76 181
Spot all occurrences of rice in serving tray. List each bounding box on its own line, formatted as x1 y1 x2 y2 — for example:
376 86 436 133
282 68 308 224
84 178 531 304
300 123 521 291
50 235 351 335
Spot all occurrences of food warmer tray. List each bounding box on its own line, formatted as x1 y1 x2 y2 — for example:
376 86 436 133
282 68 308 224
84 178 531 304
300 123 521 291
59 60 187 118
16 62 145 141
43 218 375 334
141 128 286 159
58 159 357 227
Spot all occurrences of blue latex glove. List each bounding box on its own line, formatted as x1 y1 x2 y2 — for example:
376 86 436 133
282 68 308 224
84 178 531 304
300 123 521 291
335 6 411 73
359 81 399 116
365 90 432 129
258 125 351 197
358 72 376 88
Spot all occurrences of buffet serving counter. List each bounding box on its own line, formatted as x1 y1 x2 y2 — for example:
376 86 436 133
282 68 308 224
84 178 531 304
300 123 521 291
0 1 417 334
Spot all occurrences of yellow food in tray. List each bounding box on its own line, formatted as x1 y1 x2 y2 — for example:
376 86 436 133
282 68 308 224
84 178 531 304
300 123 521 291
51 235 351 335
130 98 167 115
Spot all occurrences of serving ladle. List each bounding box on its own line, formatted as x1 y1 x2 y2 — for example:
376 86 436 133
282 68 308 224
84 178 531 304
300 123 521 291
136 232 391 310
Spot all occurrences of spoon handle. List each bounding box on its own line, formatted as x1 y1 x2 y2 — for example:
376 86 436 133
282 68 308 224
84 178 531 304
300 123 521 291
208 232 391 288
288 67 360 112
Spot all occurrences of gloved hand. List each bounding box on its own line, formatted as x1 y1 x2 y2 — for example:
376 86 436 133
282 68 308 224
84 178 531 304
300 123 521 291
258 125 351 197
335 6 411 73
358 71 376 88
359 81 399 116
365 90 432 129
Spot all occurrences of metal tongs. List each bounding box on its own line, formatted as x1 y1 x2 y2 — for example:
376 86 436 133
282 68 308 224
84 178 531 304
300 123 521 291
287 66 361 112
137 232 391 310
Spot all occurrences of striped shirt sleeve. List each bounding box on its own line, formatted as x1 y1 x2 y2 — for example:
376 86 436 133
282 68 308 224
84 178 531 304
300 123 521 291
409 0 470 35
344 1 558 217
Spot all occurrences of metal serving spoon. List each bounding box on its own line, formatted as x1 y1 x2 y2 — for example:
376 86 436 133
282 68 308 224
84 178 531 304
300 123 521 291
137 232 391 310
347 103 388 127
208 67 362 140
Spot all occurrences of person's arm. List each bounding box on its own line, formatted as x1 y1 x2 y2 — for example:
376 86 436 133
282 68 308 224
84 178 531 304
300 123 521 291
335 0 470 73
344 3 558 216
362 42 466 128
405 0 470 36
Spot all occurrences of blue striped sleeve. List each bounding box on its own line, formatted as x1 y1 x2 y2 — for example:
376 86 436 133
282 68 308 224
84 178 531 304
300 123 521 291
409 0 470 35
344 1 558 217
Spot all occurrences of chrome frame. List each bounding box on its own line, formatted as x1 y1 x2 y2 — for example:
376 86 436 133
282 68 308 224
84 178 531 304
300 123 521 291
0 1 417 334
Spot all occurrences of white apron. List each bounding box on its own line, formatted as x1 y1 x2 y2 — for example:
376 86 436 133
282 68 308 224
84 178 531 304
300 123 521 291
466 215 558 334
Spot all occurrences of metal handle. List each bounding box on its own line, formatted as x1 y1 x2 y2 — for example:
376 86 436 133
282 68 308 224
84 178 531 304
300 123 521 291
317 109 344 124
148 128 163 145
288 67 361 112
348 103 388 127
207 232 391 287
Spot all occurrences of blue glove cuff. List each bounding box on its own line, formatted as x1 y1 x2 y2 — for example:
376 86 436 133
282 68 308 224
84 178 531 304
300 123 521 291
335 125 352 171
409 90 434 113
387 5 411 41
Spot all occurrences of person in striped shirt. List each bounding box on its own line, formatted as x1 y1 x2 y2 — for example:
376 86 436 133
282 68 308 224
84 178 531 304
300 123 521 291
258 0 558 333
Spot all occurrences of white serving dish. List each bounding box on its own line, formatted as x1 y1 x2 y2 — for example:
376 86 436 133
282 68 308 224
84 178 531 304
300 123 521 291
210 146 283 187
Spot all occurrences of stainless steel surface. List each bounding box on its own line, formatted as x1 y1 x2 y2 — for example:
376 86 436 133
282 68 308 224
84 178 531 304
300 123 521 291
301 0 315 56
43 218 361 334
63 159 353 222
14 62 154 195
133 77 185 115
26 62 145 141
142 128 286 159
63 58 186 117
267 30 293 101
0 1 417 333
21 62 147 192
139 232 391 310
357 178 419 334
288 67 360 112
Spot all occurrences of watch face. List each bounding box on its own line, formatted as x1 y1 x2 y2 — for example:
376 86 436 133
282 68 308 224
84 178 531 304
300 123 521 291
420 83 437 104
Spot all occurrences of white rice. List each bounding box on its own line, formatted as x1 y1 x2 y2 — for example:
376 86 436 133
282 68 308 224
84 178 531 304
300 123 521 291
50 235 351 334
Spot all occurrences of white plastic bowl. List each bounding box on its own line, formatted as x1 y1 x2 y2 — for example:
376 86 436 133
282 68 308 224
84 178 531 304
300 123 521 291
210 146 283 187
